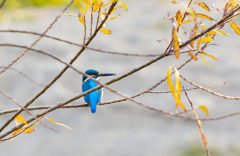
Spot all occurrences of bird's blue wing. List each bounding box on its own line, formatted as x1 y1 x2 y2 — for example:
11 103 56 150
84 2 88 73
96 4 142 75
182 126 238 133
98 88 103 104
82 79 99 113
82 80 91 103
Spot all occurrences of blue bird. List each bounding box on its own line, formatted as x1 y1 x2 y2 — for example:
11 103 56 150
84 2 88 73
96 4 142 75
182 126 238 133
82 69 115 113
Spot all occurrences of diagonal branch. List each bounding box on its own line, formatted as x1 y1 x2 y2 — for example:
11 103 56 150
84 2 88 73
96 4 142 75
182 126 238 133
0 66 46 86
0 1 119 134
0 0 6 9
0 0 75 76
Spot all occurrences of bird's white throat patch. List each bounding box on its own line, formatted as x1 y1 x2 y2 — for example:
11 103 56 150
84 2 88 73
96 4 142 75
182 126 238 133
84 77 100 82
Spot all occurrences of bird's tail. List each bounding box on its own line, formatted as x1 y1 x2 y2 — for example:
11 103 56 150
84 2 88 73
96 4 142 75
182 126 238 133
90 105 96 113
90 97 97 113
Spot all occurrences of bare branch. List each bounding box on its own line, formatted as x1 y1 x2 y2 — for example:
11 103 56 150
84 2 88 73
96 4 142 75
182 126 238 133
180 74 240 100
183 87 210 156
148 87 199 94
0 0 75 75
0 66 46 86
0 30 161 57
0 0 6 9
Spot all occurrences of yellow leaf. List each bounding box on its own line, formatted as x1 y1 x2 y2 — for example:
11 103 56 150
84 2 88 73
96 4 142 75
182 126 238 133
167 66 187 113
192 109 208 146
190 38 194 49
207 31 217 36
174 67 182 109
23 126 36 133
172 0 178 4
196 13 214 20
172 27 179 59
201 50 217 60
198 105 209 116
231 22 240 35
188 52 198 61
121 3 128 11
107 14 120 21
227 0 235 9
65 14 78 17
167 66 176 96
193 1 210 11
102 1 112 8
213 29 229 36
15 114 28 125
79 16 85 25
174 96 187 113
182 19 194 24
175 68 181 100
44 116 71 130
200 24 206 30
119 0 128 11
92 6 99 12
188 7 196 19
100 29 112 34
201 130 208 146
197 51 212 71
199 37 214 44
192 23 199 34
176 9 182 26
110 6 122 15
92 0 99 6
75 0 84 15
11 127 23 137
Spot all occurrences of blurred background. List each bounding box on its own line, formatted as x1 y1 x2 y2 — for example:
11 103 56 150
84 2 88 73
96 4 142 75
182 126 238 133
1 0 240 155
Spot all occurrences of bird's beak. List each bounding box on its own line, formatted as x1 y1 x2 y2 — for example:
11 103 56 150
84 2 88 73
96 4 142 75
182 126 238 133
98 73 116 77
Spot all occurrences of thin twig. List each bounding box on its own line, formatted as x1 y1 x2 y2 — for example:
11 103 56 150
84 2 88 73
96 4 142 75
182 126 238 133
148 82 225 94
95 7 101 32
148 87 198 94
90 6 93 37
83 15 87 44
180 74 240 100
0 0 6 9
0 30 161 57
0 66 46 86
183 87 211 156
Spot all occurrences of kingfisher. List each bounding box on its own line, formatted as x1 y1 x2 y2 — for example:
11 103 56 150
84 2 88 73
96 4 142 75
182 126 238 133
82 69 116 113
